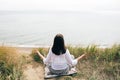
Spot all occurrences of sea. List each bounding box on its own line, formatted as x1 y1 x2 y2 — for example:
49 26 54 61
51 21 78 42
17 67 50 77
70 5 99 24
0 10 120 47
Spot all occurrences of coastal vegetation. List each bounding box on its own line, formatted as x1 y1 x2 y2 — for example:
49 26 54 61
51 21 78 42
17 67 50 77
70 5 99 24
0 46 24 80
31 44 120 80
0 44 120 80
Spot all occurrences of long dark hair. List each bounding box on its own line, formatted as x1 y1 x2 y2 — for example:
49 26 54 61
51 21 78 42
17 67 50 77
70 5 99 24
52 34 66 55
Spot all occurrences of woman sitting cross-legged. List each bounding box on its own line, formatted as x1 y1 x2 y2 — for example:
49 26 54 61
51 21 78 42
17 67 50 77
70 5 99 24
35 34 86 75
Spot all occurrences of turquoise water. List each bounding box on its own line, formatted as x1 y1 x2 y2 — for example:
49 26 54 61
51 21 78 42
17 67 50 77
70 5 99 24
0 11 120 47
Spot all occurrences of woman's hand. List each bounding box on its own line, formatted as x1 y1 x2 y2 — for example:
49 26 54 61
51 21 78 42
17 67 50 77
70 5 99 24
33 49 39 54
76 53 87 61
33 49 45 60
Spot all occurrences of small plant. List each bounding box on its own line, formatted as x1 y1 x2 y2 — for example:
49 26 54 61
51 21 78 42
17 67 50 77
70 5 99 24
30 48 48 64
64 76 72 80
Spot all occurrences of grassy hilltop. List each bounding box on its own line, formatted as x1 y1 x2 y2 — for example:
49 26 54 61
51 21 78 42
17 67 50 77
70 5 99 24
31 44 120 80
0 44 120 80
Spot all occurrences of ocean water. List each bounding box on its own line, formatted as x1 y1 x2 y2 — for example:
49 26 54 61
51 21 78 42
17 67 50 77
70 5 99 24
0 10 120 47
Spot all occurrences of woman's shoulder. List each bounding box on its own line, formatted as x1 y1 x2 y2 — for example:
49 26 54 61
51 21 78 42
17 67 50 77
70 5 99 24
48 46 52 51
47 47 52 54
65 48 70 54
66 48 69 51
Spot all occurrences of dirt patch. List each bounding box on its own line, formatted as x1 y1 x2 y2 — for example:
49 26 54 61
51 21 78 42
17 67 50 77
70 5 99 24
23 63 44 80
16 47 45 80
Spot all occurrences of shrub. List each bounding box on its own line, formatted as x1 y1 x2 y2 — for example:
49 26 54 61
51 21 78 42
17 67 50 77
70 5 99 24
0 46 24 80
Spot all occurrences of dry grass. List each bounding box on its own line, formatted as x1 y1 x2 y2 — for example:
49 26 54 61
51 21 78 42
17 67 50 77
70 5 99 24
31 44 120 80
70 44 120 80
0 46 25 80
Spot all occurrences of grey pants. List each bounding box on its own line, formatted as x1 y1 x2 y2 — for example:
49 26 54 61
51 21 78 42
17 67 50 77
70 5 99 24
48 66 69 75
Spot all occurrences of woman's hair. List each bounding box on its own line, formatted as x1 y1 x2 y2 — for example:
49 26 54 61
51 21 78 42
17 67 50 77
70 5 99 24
52 34 66 55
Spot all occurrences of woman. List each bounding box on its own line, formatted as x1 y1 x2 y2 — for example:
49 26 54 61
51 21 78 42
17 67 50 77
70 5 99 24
35 34 86 75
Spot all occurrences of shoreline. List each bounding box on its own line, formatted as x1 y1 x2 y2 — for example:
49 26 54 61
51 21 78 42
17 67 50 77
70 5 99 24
0 43 119 49
0 43 50 48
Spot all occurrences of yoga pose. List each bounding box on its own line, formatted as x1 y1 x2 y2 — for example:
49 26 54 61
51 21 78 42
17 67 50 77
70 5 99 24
35 34 86 75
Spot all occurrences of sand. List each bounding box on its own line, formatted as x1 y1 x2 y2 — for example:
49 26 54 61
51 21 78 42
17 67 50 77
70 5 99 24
16 47 45 80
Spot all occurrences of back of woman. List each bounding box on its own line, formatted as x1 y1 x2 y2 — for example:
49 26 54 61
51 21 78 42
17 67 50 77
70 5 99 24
36 33 86 75
50 50 68 70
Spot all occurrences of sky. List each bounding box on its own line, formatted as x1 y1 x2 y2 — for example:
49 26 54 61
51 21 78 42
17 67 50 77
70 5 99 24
0 0 120 13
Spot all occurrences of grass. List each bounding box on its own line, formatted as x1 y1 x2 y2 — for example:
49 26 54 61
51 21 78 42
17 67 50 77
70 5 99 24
31 44 120 80
30 48 48 64
72 44 120 80
0 46 25 80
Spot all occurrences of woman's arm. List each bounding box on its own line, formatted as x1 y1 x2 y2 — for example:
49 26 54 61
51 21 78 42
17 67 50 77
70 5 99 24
35 50 45 60
65 49 87 66
65 49 78 66
76 53 86 61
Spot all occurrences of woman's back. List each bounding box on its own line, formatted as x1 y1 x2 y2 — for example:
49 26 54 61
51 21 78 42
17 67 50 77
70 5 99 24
35 34 86 75
44 48 77 70
51 52 68 70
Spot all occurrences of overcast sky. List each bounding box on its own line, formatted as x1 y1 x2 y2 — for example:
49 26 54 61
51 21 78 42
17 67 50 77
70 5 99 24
0 0 120 12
